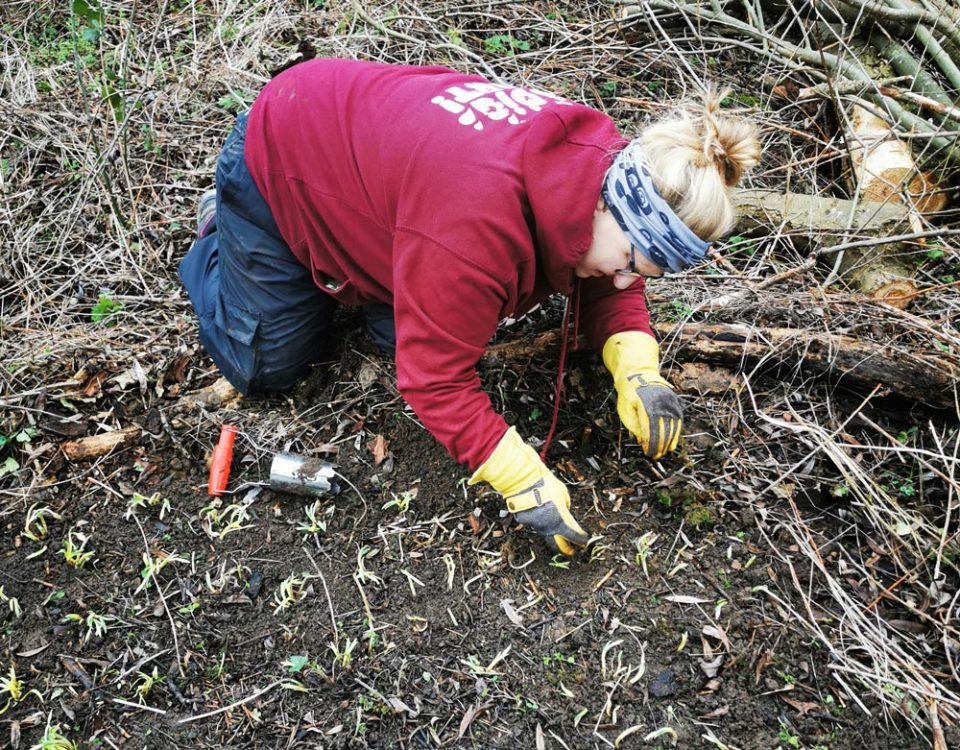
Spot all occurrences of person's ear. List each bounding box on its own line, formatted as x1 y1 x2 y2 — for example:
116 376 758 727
595 195 607 214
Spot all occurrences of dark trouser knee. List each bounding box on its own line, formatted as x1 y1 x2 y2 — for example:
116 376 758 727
364 303 396 354
179 111 336 394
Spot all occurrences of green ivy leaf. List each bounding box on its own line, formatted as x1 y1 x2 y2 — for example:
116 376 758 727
91 294 123 325
0 456 19 478
286 655 309 673
72 0 103 26
15 428 40 443
483 34 531 55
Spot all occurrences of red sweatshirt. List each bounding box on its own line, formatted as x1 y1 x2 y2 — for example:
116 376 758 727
244 59 654 470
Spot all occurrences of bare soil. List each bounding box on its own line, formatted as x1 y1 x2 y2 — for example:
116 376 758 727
3 307 951 749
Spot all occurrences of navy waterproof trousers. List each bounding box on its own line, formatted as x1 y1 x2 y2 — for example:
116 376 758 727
179 113 395 394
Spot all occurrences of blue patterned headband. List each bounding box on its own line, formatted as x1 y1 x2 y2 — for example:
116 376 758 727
602 144 710 274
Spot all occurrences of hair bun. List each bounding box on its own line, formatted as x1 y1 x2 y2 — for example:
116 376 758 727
702 90 761 186
635 88 761 241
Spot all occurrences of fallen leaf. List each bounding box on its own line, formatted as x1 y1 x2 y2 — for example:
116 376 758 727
556 459 584 481
81 371 108 397
357 362 379 390
16 643 49 658
701 677 723 693
110 360 148 394
771 84 791 100
367 434 389 465
457 703 489 739
703 624 732 651
755 650 775 685
700 653 724 678
467 513 482 534
166 353 190 384
665 594 711 605
501 599 524 628
700 704 729 719
772 483 795 500
386 697 418 716
782 695 820 715
675 362 740 395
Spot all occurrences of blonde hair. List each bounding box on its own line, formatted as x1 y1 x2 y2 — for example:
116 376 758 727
636 90 761 241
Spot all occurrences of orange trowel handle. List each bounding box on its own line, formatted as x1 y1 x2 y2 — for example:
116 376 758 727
208 424 239 496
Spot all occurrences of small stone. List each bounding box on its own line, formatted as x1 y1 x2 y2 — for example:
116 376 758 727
247 570 264 599
648 668 676 698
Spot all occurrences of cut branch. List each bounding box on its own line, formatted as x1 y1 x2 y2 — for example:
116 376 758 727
60 426 142 461
484 324 959 411
640 0 960 166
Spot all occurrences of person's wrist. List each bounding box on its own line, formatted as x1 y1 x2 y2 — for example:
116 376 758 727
469 427 545 498
602 331 661 381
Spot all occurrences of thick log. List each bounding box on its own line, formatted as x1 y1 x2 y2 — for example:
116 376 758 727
483 323 959 411
732 188 910 237
847 103 945 213
733 187 932 308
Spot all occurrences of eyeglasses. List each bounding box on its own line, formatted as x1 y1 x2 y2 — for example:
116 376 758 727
615 244 644 278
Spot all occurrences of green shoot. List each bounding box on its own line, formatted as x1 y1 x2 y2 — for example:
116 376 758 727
200 502 252 539
23 504 62 542
382 490 415 514
134 666 163 703
62 612 107 643
0 587 21 618
90 294 123 325
178 600 200 616
355 546 382 585
136 550 186 594
329 632 358 670
84 611 108 642
0 664 42 714
273 573 315 614
297 500 330 536
59 529 94 568
633 532 658 579
777 722 801 748
204 561 250 594
125 492 171 521
29 722 76 750
362 616 379 653
589 537 610 563
483 34 531 55
284 655 309 673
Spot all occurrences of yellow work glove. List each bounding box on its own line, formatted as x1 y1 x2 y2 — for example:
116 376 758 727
469 427 589 556
603 331 682 460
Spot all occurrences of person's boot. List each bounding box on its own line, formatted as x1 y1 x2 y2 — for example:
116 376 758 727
197 189 217 238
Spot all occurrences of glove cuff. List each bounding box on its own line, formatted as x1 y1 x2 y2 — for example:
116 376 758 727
468 427 544 497
602 331 660 381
